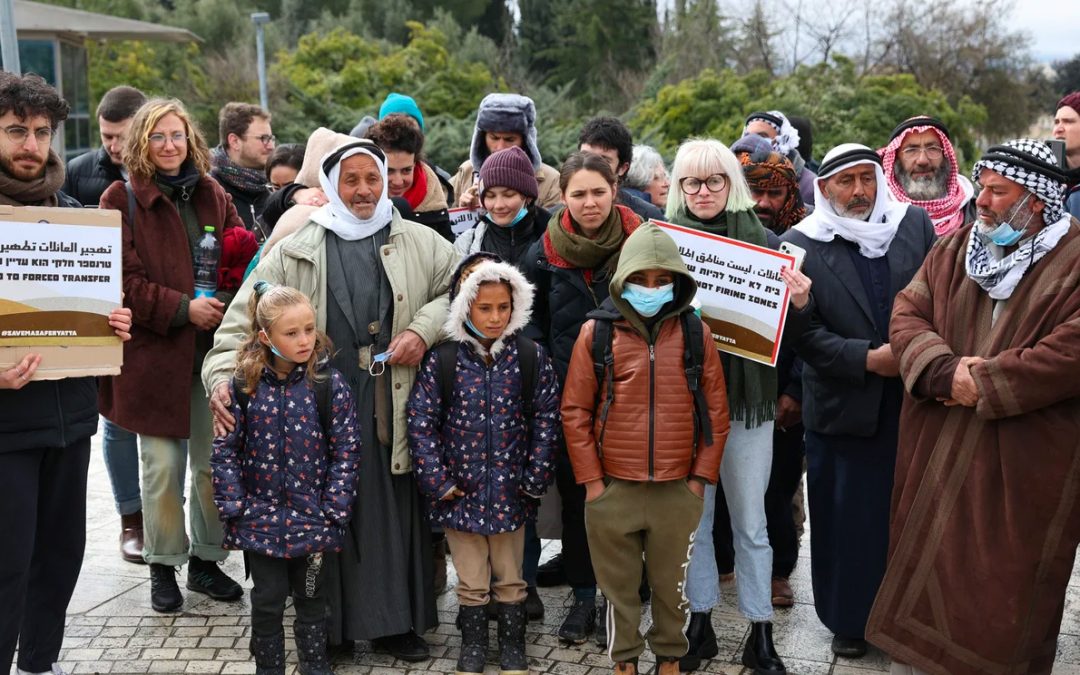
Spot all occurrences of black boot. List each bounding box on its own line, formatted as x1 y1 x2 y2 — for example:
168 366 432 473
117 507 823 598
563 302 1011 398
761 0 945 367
186 556 243 601
294 621 333 675
678 610 718 671
524 586 544 621
456 604 489 674
535 553 566 587
250 631 286 675
741 622 786 674
149 563 183 613
497 603 528 675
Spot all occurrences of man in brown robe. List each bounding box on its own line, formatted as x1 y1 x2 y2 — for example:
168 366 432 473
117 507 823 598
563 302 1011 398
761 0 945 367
866 138 1080 675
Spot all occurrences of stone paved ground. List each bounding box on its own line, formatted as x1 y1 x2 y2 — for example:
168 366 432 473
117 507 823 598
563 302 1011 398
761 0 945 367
12 424 1080 674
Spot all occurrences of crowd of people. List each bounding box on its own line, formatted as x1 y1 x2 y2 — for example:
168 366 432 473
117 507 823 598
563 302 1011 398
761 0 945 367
2 66 1080 675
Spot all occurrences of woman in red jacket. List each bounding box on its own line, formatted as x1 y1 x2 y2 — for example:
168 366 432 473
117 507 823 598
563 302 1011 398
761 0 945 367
98 98 253 614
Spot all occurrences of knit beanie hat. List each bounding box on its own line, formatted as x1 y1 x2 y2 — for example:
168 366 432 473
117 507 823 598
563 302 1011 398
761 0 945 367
379 93 425 131
1058 92 1080 115
479 146 539 200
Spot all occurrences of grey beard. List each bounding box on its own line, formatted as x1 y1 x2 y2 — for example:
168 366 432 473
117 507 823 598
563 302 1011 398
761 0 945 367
831 198 875 220
895 162 950 201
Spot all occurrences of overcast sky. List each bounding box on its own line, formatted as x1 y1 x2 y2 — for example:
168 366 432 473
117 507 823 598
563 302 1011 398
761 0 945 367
1010 0 1079 63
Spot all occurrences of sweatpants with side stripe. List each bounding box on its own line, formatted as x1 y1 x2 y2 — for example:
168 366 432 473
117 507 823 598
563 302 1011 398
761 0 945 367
585 478 704 663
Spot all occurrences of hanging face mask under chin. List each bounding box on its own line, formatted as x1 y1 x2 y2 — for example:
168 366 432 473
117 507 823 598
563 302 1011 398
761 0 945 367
982 192 1034 247
621 282 675 318
261 330 294 364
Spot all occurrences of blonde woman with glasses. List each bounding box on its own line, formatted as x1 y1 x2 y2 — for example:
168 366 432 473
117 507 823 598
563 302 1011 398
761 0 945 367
98 98 255 614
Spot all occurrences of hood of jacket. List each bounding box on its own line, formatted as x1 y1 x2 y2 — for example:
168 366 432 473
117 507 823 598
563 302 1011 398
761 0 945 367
470 94 543 173
445 259 535 359
296 127 358 187
605 222 696 338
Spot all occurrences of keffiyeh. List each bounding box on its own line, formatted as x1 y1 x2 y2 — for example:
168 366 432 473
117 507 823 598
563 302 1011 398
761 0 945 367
965 214 1072 300
880 120 973 237
732 134 806 232
971 138 1068 226
744 110 801 158
794 143 910 259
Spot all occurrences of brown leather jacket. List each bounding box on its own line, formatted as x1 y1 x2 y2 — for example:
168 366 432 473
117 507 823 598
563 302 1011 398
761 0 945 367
561 314 730 485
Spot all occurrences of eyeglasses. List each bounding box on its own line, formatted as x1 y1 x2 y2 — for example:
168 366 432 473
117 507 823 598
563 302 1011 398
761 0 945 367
900 145 944 160
680 174 728 195
148 132 188 147
245 134 276 146
1 125 54 145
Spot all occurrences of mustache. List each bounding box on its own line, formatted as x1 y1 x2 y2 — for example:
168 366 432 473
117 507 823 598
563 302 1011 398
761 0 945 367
12 153 43 163
846 198 872 209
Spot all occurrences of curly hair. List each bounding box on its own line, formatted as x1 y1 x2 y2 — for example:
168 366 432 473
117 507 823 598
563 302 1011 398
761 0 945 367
0 71 70 129
365 115 424 158
123 98 211 180
235 282 333 396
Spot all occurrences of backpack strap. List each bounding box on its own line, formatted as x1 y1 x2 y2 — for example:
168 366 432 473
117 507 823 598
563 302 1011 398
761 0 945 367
680 311 714 448
515 334 539 420
434 341 461 418
125 180 137 236
314 375 333 438
590 318 615 454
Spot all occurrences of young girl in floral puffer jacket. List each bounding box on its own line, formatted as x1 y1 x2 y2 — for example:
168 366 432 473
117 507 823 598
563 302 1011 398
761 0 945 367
212 281 360 675
407 253 561 675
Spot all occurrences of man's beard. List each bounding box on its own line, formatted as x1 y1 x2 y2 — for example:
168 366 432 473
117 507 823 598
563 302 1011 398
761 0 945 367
896 161 950 201
0 151 46 181
754 206 776 228
829 194 875 220
976 193 1038 237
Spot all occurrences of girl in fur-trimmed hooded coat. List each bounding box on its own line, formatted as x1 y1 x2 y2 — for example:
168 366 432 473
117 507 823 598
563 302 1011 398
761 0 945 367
407 254 560 675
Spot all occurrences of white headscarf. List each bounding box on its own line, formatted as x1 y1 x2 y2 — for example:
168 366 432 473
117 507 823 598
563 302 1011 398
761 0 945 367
745 110 801 158
794 143 910 259
310 142 394 241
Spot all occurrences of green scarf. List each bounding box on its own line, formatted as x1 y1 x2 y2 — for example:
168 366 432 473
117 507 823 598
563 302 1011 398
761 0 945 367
543 204 641 276
677 208 777 428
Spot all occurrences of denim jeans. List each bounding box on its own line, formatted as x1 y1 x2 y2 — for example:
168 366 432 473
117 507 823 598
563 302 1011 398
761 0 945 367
102 417 142 516
139 376 225 566
685 418 774 622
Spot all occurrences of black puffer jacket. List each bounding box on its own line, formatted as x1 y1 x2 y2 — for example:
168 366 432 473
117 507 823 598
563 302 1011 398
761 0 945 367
216 178 268 233
0 190 101 453
522 237 614 383
62 148 123 207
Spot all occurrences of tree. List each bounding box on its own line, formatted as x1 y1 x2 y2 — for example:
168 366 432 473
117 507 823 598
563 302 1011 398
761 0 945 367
648 0 734 94
1054 53 1080 98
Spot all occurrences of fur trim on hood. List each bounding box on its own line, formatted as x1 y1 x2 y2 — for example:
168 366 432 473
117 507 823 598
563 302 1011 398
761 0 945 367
445 259 535 358
470 93 543 173
296 127 358 187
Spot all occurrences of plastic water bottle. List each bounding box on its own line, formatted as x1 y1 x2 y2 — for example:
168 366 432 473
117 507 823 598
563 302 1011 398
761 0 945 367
193 226 220 299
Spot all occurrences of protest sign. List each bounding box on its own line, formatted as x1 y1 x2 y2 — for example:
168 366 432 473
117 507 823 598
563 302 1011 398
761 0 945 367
0 205 123 379
655 220 795 366
449 206 481 236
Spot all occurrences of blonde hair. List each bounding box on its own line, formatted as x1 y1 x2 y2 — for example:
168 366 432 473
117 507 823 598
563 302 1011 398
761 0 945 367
666 138 756 220
234 282 333 395
123 98 212 180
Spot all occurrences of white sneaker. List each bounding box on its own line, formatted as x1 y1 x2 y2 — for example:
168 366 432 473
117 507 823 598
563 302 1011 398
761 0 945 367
16 664 66 675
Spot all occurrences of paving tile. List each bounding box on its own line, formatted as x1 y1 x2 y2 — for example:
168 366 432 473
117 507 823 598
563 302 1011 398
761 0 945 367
185 661 224 674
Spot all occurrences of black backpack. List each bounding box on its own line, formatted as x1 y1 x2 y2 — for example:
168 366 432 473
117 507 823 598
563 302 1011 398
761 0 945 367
231 374 334 437
433 334 540 433
591 311 714 452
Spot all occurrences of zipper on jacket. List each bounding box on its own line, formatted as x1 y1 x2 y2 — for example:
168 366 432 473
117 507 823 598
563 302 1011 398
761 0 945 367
648 343 656 481
277 380 288 516
484 367 493 529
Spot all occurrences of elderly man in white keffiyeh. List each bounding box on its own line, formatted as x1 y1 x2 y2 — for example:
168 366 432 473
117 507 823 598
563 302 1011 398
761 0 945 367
744 110 817 207
866 139 1080 675
879 116 977 237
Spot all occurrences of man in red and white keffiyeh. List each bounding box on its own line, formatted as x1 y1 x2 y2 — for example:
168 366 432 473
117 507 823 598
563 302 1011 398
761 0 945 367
879 116 975 238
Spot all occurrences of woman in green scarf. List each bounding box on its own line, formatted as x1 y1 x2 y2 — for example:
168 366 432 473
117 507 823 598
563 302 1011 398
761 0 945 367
522 151 641 646
670 139 810 675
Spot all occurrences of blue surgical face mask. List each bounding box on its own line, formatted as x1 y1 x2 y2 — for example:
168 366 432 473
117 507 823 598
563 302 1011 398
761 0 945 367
261 330 295 363
507 206 529 227
465 316 491 339
982 192 1033 247
621 282 675 318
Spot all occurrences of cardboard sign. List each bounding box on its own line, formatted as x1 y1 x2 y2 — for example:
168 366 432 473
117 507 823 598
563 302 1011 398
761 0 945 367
655 220 795 366
448 206 482 236
0 205 123 379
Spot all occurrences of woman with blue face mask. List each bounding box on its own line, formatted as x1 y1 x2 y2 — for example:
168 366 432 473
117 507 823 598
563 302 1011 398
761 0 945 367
454 146 552 269
666 138 812 675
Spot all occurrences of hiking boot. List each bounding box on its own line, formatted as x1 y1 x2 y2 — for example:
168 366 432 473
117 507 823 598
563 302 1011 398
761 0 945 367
536 553 566 587
373 630 430 662
497 603 528 675
558 594 595 644
120 511 145 564
679 610 718 671
294 621 333 675
250 631 286 675
186 556 243 601
595 595 608 648
149 563 183 613
742 622 786 674
456 605 489 674
524 586 545 621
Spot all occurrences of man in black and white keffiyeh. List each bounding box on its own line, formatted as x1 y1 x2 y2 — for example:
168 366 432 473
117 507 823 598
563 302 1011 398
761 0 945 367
966 138 1074 304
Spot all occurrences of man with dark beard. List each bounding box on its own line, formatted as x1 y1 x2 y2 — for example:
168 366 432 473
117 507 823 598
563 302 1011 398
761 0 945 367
732 134 808 234
880 117 975 238
779 143 935 659
867 139 1080 675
